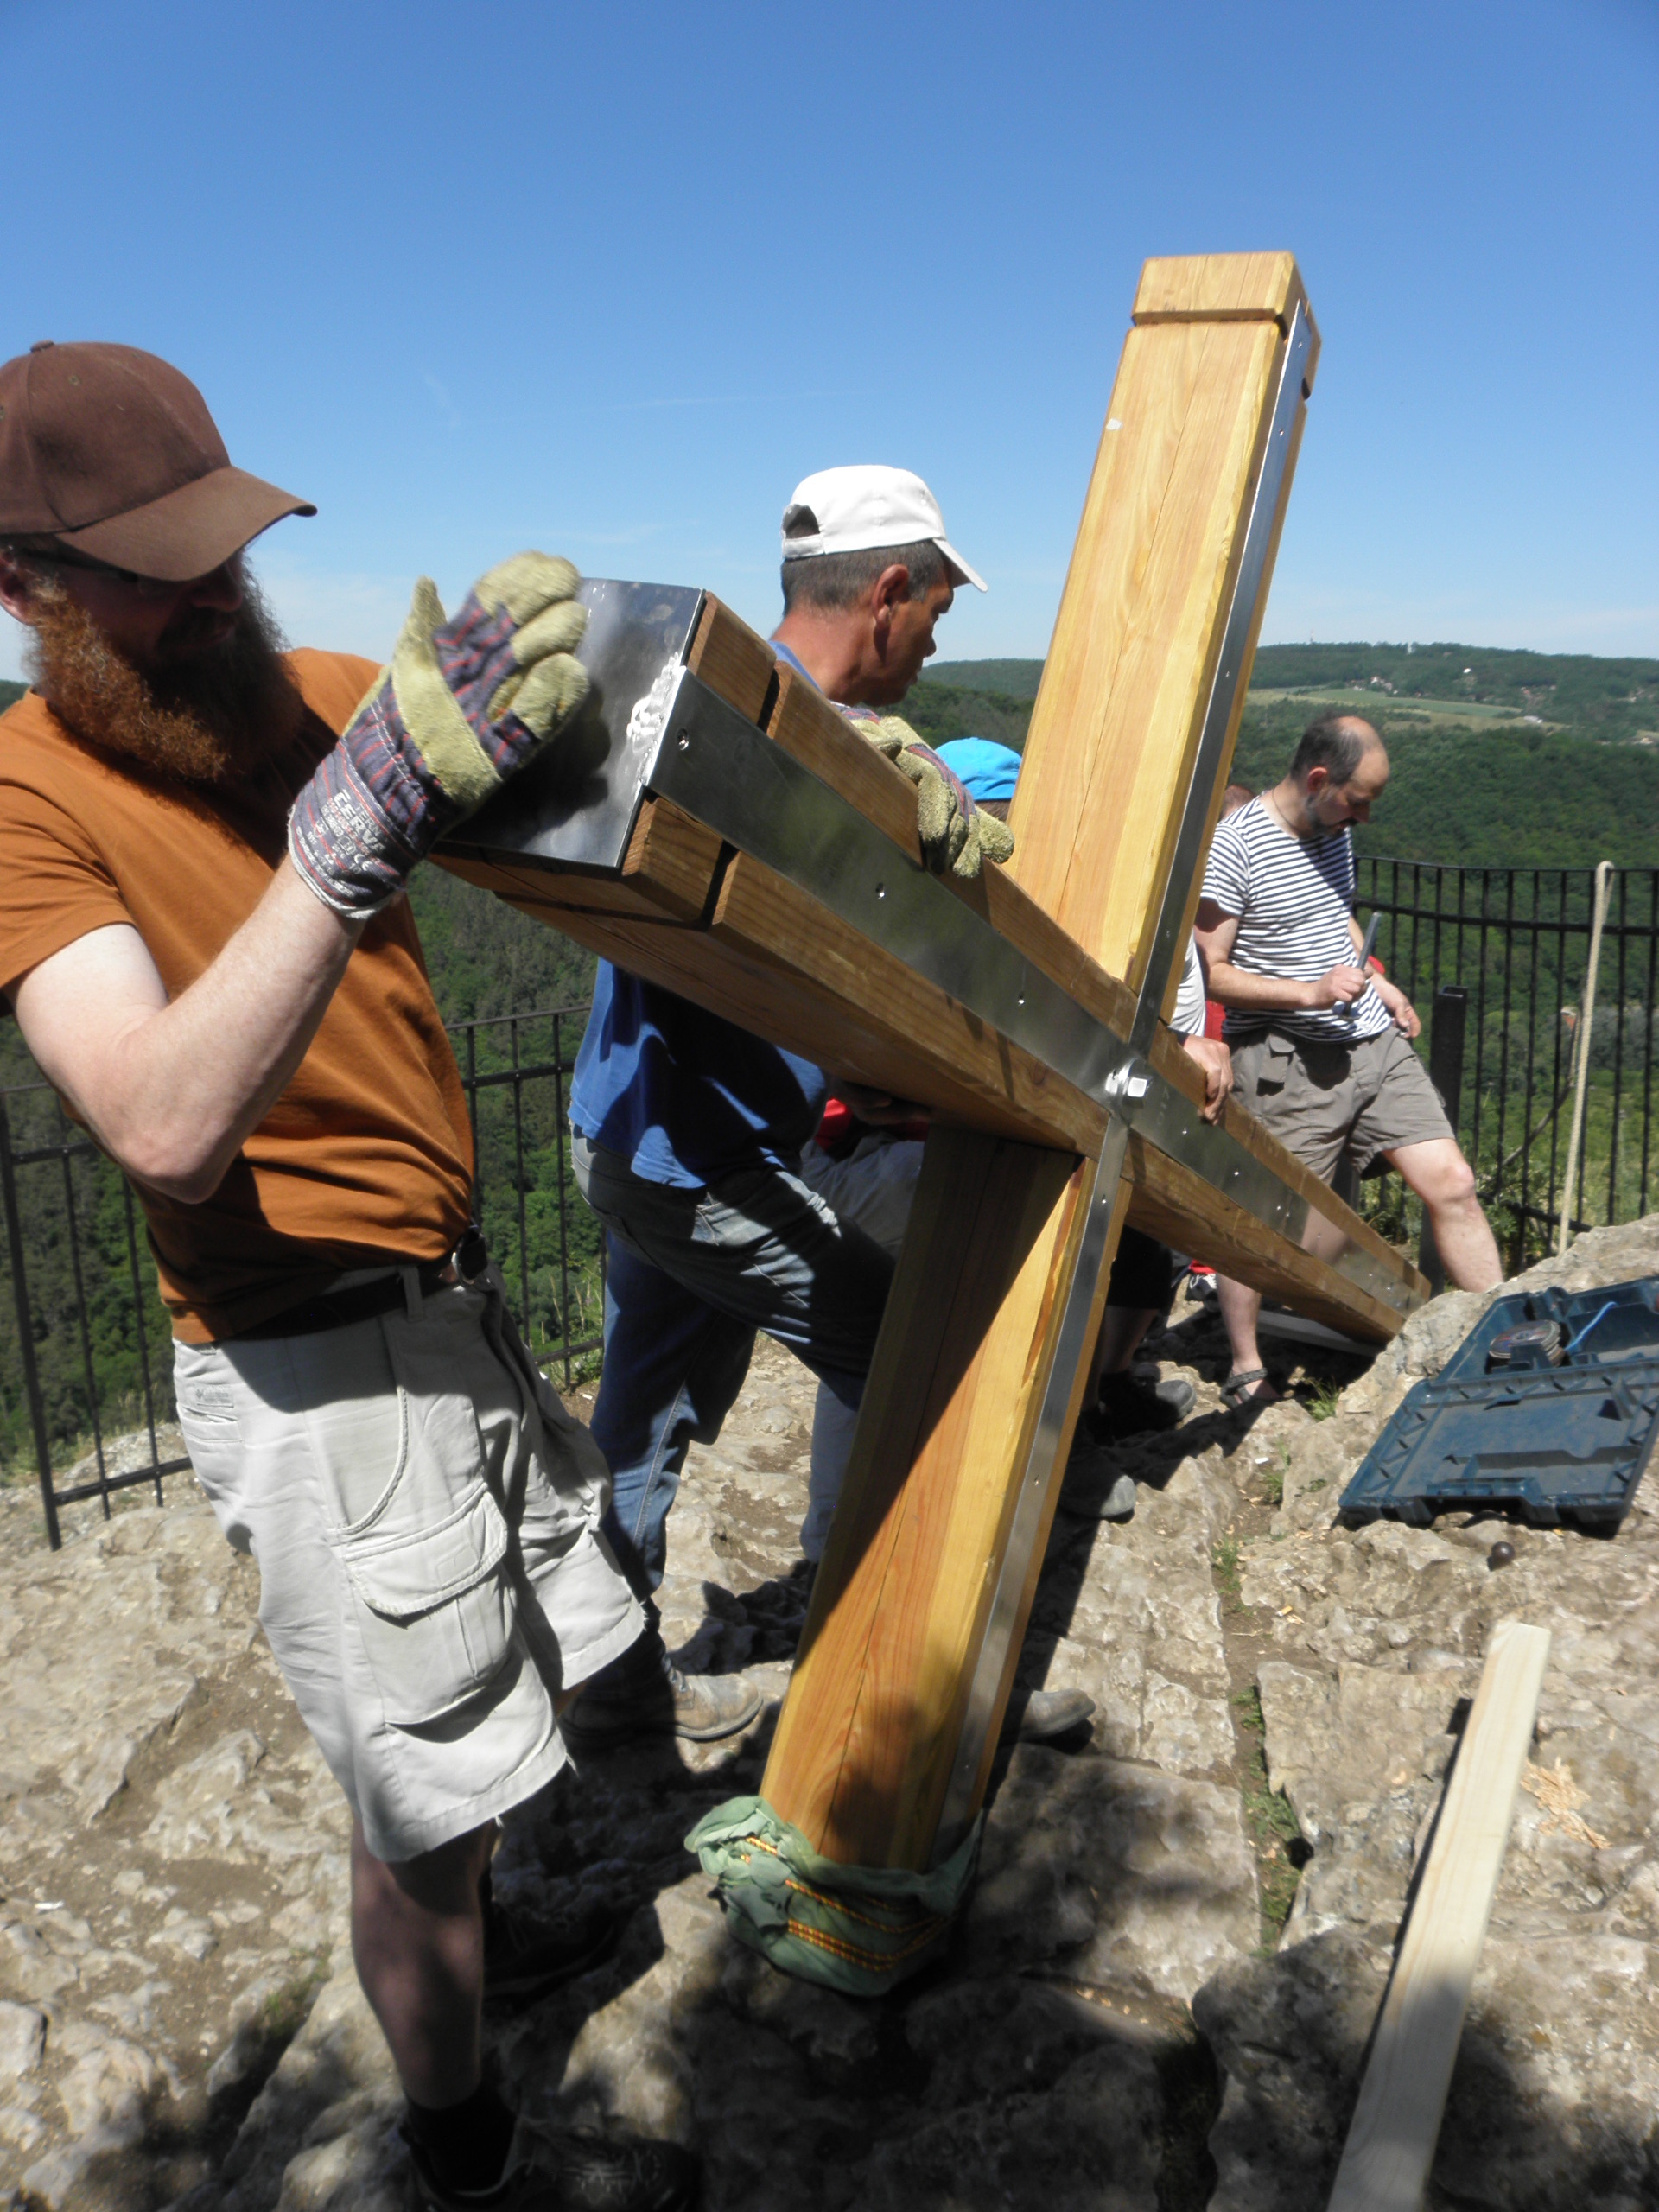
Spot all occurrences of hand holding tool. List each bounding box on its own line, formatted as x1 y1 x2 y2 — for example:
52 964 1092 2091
1334 910 1380 1016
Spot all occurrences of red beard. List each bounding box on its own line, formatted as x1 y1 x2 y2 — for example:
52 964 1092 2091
24 567 305 785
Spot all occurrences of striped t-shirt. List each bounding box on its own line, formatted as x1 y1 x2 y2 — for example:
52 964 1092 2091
1200 798 1389 1043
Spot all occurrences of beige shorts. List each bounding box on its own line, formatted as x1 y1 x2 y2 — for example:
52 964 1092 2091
175 1275 642 1862
1230 1025 1455 1182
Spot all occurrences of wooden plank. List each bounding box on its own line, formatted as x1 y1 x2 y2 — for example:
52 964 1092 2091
709 854 1106 1154
763 666 1141 1038
1122 1141 1404 1344
436 790 721 926
1326 1620 1552 2212
765 1128 1098 1866
1145 1027 1427 1310
1133 250 1306 327
434 591 772 925
762 256 1323 1869
1007 308 1301 998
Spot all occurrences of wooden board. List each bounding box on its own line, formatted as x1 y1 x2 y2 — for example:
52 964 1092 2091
1326 1619 1551 2212
761 255 1332 1868
762 1127 1103 1866
1007 270 1319 1001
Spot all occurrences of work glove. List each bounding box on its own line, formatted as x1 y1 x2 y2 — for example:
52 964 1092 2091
289 553 588 916
839 709 1016 880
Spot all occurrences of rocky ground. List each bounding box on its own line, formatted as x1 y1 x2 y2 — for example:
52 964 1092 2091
2 1222 1656 2209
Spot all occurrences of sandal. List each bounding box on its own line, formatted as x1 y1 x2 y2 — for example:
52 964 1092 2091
1221 1366 1281 1409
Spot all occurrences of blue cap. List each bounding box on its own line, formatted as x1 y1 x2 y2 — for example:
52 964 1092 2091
935 736 1021 801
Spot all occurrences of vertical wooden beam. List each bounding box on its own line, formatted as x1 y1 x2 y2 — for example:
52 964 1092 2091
761 253 1317 1870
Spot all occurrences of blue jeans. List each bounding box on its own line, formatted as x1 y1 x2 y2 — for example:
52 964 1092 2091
571 1135 893 1594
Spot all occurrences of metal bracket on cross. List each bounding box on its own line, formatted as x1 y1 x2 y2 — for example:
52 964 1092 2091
439 251 1427 1904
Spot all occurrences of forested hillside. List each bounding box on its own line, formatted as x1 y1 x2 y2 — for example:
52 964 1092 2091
926 643 1659 744
918 646 1659 868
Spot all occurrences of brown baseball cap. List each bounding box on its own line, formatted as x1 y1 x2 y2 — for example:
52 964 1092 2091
0 340 315 581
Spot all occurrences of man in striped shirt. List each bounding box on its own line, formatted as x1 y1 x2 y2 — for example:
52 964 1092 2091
1195 714 1501 1405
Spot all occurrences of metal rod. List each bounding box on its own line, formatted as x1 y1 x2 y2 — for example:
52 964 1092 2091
0 1099 60 1550
57 1109 110 1519
1419 987 1468 1294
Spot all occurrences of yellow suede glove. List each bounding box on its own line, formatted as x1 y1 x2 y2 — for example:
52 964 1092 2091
860 715 1016 880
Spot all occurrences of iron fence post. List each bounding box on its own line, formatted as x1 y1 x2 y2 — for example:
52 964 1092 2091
1419 985 1469 1294
0 1098 60 1548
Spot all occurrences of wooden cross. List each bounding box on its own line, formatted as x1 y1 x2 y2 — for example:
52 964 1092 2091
441 252 1428 1878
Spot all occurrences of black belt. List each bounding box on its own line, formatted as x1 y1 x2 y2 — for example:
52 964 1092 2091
233 1228 490 1340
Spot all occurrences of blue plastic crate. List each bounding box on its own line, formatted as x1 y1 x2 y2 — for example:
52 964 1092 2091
1340 1275 1659 1533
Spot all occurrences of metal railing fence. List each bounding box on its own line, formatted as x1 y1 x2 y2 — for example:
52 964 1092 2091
0 1005 602 1548
7 865 1659 1542
1354 861 1659 1267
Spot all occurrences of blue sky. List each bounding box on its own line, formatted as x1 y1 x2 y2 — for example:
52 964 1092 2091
2 0 1655 682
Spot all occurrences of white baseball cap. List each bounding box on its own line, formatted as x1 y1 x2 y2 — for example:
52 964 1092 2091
779 464 987 592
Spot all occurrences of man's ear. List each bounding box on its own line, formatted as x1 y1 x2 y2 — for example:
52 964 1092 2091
0 553 40 627
870 563 912 624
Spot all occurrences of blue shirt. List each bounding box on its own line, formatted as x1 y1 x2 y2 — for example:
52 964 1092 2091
569 639 830 1186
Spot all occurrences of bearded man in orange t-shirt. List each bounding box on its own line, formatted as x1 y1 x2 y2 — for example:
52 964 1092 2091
0 343 695 2212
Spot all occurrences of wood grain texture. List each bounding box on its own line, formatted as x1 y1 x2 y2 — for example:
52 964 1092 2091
709 853 1107 1153
1325 1620 1551 2212
763 665 1140 1037
763 253 1332 1870
1133 250 1306 327
1007 312 1291 997
685 592 779 721
1145 1028 1427 1308
765 1129 1095 1865
1122 1140 1403 1343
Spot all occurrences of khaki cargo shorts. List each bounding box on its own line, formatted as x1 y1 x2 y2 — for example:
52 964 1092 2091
175 1275 642 1862
1230 1025 1454 1183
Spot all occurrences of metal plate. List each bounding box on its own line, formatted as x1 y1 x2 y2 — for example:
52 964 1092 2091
442 578 704 874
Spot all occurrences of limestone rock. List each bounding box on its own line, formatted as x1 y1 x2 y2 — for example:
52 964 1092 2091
1198 1217 1659 2209
966 1748 1257 2002
0 2002 46 2082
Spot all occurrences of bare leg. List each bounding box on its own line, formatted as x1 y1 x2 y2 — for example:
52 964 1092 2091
350 1817 493 2107
1216 1275 1278 1402
1387 1137 1503 1292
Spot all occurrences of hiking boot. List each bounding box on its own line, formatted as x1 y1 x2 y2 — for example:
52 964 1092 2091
405 2121 698 2212
482 1889 617 2006
1092 1369 1195 1440
1001 1687 1096 1743
561 1625 761 1750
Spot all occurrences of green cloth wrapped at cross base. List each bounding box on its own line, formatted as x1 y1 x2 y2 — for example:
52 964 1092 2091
685 1796 982 1996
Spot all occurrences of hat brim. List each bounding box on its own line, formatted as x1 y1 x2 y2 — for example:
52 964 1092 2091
51 465 315 582
936 538 987 594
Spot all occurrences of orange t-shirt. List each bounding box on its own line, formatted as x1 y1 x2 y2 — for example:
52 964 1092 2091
0 651 474 1341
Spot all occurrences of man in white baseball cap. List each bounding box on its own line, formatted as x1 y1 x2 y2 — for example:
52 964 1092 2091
772 464 986 707
565 462 1093 1755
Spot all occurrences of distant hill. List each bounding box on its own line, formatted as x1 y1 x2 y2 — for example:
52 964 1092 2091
915 642 1659 869
1249 642 1659 743
927 643 1659 747
921 658 1044 702
1 680 23 714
